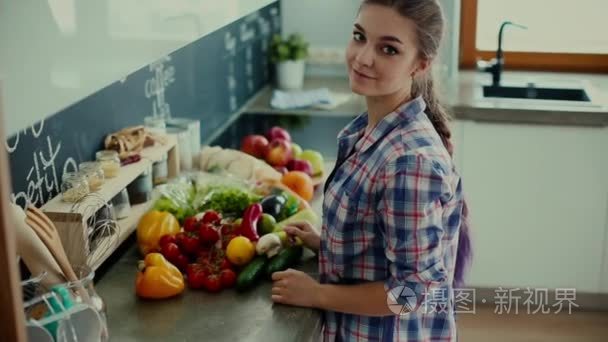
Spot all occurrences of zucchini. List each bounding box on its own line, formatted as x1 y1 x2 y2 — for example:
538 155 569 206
265 245 303 278
236 256 268 292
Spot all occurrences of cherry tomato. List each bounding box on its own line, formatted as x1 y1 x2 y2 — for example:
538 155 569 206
201 210 222 225
174 232 188 250
219 269 236 288
183 216 199 232
203 274 222 292
160 242 181 261
199 223 220 245
159 234 176 248
186 264 207 289
172 253 189 272
219 258 233 271
182 233 201 255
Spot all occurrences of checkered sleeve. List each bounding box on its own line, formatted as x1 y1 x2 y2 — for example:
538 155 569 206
379 154 449 311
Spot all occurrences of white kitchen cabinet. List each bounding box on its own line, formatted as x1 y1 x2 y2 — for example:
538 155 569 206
450 120 465 174
602 129 608 293
461 121 608 293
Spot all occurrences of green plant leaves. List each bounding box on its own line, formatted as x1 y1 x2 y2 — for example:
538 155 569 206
269 33 309 63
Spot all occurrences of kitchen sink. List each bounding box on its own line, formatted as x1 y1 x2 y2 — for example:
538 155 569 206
483 85 591 102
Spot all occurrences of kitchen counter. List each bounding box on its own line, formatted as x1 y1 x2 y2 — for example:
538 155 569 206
96 244 322 342
246 70 608 126
94 111 348 341
452 71 608 127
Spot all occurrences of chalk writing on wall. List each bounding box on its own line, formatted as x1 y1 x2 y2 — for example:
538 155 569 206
6 121 78 207
145 56 176 118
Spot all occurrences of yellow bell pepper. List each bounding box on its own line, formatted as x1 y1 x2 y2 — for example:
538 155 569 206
137 210 180 255
135 253 184 299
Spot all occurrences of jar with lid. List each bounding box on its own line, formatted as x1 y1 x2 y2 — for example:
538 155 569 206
152 153 168 186
79 161 105 191
61 172 90 202
95 150 120 178
127 165 153 204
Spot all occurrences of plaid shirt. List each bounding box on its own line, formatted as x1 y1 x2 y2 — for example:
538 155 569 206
319 96 465 341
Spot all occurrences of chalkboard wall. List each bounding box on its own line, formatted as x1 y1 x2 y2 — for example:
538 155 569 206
5 2 280 208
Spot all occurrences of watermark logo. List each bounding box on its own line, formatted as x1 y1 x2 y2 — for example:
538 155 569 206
386 286 419 315
385 287 580 315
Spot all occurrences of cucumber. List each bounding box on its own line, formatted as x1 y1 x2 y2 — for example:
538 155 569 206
265 245 304 278
236 256 268 292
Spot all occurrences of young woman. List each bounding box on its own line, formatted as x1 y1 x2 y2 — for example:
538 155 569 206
270 0 472 340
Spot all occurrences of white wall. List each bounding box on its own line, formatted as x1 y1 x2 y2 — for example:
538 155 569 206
281 0 359 49
0 0 276 137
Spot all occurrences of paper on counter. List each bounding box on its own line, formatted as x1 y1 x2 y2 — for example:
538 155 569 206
270 88 351 110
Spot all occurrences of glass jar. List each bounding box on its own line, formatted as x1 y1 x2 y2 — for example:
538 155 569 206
127 165 153 204
62 265 109 341
152 153 168 186
61 172 90 203
144 116 166 135
79 162 105 191
95 150 120 178
110 188 131 219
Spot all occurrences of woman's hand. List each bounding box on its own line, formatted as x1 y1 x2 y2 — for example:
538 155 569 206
283 221 321 252
271 268 323 308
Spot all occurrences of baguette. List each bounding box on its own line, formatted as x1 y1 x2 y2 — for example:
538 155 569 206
198 146 281 183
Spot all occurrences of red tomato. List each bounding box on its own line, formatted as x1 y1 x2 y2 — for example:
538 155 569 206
203 274 222 292
182 233 201 255
172 253 189 272
219 269 236 288
159 234 176 248
186 264 207 289
201 210 222 225
219 258 233 271
183 216 199 232
199 223 220 245
160 242 181 261
174 232 188 250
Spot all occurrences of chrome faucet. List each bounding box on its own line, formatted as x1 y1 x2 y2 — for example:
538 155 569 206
477 21 527 87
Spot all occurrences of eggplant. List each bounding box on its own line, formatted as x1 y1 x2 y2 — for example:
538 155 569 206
260 194 287 219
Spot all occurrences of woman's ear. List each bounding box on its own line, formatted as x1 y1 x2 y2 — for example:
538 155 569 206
412 58 431 77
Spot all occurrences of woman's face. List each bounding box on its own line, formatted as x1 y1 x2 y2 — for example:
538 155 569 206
346 4 427 97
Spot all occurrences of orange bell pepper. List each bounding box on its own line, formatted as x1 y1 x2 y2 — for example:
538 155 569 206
135 253 184 299
137 210 180 255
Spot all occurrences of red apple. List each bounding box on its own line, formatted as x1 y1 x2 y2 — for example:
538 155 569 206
265 139 293 167
241 135 269 159
266 126 291 142
287 159 313 176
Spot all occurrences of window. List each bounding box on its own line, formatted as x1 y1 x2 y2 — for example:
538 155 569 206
460 0 608 72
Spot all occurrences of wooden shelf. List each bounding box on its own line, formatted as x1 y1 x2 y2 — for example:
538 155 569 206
89 200 154 270
42 135 176 222
42 134 180 269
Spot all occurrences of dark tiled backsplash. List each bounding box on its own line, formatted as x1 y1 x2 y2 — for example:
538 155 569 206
6 2 280 208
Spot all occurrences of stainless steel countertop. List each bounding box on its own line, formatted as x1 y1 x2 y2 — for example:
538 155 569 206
96 244 322 342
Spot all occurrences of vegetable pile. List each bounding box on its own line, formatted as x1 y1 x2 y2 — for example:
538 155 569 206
135 173 320 299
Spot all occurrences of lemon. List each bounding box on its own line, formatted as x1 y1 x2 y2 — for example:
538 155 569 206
226 236 255 266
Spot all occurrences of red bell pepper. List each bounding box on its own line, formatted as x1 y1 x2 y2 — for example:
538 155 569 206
239 203 262 242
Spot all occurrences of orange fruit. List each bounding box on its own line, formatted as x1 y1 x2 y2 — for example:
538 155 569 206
281 171 314 202
226 236 255 266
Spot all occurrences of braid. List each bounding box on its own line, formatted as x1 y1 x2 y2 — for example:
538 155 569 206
411 68 472 289
411 70 453 156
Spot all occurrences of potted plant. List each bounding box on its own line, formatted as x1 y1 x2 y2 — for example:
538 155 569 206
270 33 309 90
